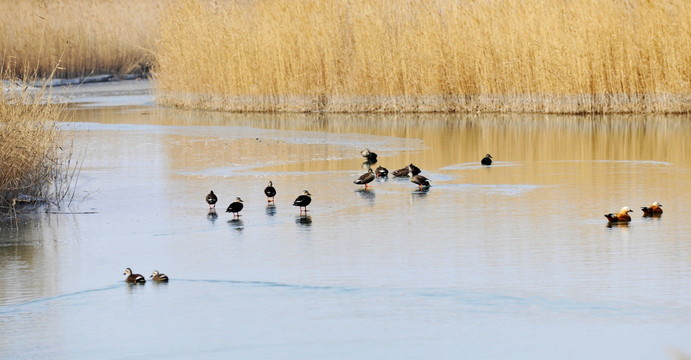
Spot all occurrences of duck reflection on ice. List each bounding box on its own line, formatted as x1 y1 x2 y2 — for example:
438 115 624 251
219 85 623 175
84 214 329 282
355 188 375 206
266 203 277 217
228 218 244 231
411 186 430 198
295 215 312 226
207 209 218 222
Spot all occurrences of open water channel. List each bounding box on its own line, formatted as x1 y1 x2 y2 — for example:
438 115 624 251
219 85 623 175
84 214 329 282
1 80 690 359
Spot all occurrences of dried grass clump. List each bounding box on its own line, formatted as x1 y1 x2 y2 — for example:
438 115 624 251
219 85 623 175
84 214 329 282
0 0 165 79
155 0 691 114
0 71 77 216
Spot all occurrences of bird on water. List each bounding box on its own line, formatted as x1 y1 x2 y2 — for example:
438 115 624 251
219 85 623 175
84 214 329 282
375 166 388 177
361 148 378 162
226 197 244 217
150 270 169 282
641 202 663 216
410 174 431 190
123 268 146 284
354 168 375 189
408 163 421 176
392 166 410 177
604 207 633 223
481 154 493 165
264 181 276 203
206 190 218 209
293 190 312 214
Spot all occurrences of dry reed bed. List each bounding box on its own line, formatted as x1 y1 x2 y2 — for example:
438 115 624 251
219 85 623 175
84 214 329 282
0 0 164 79
0 74 75 215
155 0 691 113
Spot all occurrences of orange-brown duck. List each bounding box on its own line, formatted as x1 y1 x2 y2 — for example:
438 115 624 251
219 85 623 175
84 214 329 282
604 207 633 223
641 202 663 216
123 268 146 284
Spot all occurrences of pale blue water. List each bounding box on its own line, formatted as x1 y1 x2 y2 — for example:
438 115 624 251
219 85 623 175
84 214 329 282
1 97 690 359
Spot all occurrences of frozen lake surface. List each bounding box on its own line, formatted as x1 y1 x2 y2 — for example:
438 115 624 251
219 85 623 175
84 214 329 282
1 84 690 359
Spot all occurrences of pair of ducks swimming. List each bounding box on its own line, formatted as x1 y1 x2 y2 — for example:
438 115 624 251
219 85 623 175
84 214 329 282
123 268 168 284
605 202 663 223
205 185 313 216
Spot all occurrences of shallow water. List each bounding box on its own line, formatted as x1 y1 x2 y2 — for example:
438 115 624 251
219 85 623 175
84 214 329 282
1 99 690 359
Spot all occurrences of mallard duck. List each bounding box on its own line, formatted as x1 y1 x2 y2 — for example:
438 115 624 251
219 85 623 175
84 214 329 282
354 168 375 188
392 166 410 177
410 174 431 189
481 154 493 165
206 190 217 209
604 207 633 223
226 197 244 217
123 268 146 284
361 148 378 162
408 163 421 176
375 166 388 177
264 181 276 202
641 202 663 216
150 270 169 282
293 190 312 213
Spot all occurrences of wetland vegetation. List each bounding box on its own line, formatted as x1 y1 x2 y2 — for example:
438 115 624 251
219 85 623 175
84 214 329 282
1 0 689 114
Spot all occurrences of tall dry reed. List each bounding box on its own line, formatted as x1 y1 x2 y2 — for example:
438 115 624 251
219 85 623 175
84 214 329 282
155 0 691 113
0 0 164 79
0 70 77 216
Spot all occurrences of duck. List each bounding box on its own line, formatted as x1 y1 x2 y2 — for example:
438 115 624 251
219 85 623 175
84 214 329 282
361 148 378 162
354 168 375 188
226 197 244 217
410 174 431 189
604 207 633 223
481 154 493 165
392 166 410 177
150 270 169 282
264 181 276 202
641 202 663 216
123 268 146 284
293 190 312 214
206 190 217 209
408 163 421 176
375 166 389 177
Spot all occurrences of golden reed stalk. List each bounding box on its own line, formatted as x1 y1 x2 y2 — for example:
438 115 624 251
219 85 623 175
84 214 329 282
155 0 690 113
0 0 162 79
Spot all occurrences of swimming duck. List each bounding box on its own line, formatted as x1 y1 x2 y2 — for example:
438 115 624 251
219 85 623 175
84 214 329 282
604 207 633 223
641 202 663 216
392 166 410 177
264 181 276 202
410 174 431 189
481 154 493 165
150 270 169 282
123 268 146 284
361 148 378 162
354 168 375 188
375 166 389 177
226 197 244 217
206 190 217 209
408 163 421 176
293 190 312 214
